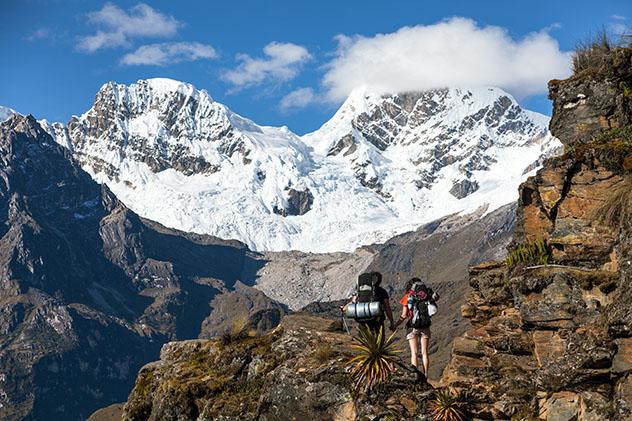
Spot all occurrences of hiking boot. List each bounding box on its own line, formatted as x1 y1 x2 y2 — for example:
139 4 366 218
413 365 426 383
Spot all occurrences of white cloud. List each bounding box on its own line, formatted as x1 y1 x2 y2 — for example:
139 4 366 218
323 17 572 101
26 27 52 42
280 87 316 112
608 15 629 39
222 42 311 90
120 42 217 66
77 3 180 52
609 22 629 38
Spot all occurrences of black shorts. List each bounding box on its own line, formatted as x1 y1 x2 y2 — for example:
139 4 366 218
359 319 385 334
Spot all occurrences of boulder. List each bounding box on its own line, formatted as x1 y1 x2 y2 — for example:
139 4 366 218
613 337 632 374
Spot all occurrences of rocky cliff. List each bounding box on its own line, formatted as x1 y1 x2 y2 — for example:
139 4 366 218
441 46 632 420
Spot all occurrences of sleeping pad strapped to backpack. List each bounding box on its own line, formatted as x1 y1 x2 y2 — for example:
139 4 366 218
407 281 432 329
345 272 384 321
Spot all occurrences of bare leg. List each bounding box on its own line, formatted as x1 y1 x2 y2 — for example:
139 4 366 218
408 336 419 368
420 335 430 376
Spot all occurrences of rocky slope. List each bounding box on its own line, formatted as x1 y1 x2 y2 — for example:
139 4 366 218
47 79 560 252
0 115 281 421
118 314 434 421
91 199 515 421
441 45 632 420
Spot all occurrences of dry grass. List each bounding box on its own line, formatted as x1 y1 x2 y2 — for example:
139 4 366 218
572 29 613 74
312 343 335 364
592 177 632 228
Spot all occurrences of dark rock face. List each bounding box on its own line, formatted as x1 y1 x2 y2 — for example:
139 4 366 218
0 115 280 420
122 315 433 421
442 46 632 420
548 47 632 146
272 188 313 216
327 134 357 157
449 179 480 199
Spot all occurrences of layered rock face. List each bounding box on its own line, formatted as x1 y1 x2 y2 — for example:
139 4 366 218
442 46 632 420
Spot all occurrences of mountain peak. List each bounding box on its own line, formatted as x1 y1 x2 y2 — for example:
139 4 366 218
0 105 18 123
52 79 561 253
93 78 215 115
1 113 49 141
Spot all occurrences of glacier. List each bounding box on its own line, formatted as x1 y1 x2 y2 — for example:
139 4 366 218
42 78 561 252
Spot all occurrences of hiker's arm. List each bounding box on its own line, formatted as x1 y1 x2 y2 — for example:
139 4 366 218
384 299 394 326
340 295 357 312
429 288 439 303
391 305 408 330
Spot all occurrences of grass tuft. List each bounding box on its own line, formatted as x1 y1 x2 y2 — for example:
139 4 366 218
506 237 551 268
591 177 632 228
572 28 613 74
312 343 335 364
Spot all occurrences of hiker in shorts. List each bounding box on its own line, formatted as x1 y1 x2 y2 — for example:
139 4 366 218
392 278 439 378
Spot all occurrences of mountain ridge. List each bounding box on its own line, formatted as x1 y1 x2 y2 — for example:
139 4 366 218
41 78 561 253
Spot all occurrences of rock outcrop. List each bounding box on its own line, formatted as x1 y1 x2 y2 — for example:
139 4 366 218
122 314 433 421
442 46 632 420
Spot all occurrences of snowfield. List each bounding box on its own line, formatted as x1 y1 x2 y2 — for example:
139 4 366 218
41 78 561 252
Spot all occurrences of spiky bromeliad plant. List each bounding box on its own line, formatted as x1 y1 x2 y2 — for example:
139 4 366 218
429 388 471 421
347 326 401 391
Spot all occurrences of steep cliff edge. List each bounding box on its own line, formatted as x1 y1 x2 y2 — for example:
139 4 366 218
441 46 632 419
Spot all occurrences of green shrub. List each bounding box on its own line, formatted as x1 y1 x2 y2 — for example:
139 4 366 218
506 237 551 268
591 126 632 146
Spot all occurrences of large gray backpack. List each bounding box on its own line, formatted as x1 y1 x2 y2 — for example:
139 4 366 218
345 272 384 321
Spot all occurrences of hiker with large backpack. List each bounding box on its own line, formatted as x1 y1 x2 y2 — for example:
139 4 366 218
391 278 439 379
341 271 395 335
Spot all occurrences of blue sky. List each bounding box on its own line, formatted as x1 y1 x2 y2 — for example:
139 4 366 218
1 0 630 134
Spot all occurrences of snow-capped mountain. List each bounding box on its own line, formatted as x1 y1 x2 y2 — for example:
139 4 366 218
0 105 17 122
48 78 561 252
